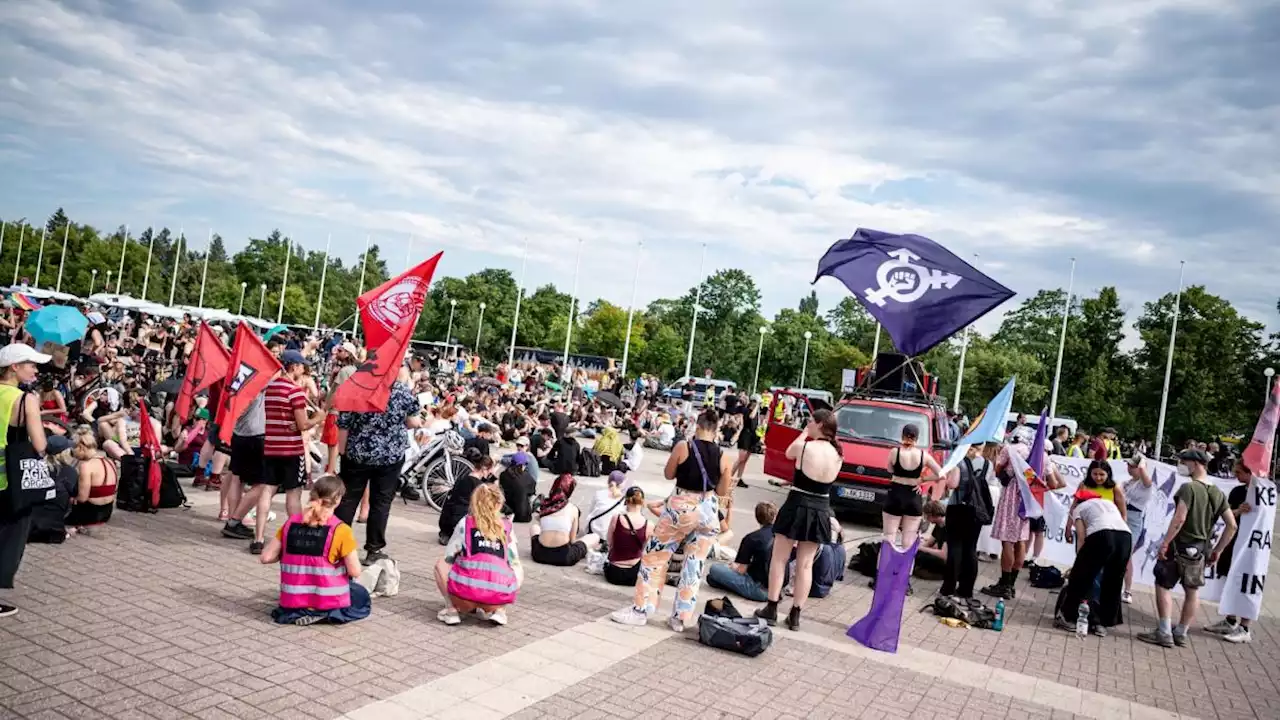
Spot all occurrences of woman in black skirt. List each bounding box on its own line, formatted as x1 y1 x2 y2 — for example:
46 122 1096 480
755 409 842 630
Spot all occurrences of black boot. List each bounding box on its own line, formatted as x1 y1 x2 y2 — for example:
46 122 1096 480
754 600 778 626
786 606 801 631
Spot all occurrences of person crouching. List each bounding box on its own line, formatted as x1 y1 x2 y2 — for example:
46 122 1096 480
261 476 371 626
435 482 523 627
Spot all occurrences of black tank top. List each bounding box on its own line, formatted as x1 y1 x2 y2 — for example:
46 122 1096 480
792 440 836 494
892 447 924 479
675 439 722 493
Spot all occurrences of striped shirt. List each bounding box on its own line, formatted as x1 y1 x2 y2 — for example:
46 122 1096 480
264 377 307 457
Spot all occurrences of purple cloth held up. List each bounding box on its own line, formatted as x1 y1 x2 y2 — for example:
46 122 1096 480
848 539 920 653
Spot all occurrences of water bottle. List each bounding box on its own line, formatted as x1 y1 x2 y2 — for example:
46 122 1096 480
993 600 1005 632
1076 600 1090 638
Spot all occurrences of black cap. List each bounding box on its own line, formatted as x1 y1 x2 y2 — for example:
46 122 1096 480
1178 448 1210 465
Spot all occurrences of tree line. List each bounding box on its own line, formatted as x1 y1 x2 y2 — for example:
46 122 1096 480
2 210 1277 446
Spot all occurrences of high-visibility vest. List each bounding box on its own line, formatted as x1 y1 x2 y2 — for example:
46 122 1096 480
1067 445 1085 459
704 387 715 406
1105 439 1121 460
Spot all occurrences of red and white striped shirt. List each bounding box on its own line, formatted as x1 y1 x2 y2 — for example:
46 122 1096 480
264 377 307 457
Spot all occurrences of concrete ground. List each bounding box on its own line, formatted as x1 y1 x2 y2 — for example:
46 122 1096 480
2 445 1278 720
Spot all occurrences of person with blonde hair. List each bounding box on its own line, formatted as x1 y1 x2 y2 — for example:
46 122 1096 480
65 426 119 532
435 482 522 626
260 476 370 626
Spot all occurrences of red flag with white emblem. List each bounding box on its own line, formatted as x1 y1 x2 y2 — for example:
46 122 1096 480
357 252 442 351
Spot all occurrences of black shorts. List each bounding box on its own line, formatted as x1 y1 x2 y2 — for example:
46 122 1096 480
207 423 231 456
530 536 588 567
884 483 924 517
1154 540 1208 590
229 434 266 486
262 456 306 491
1029 517 1047 533
736 429 756 452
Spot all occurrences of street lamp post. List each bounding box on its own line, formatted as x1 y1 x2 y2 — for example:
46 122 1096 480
475 302 487 354
1265 368 1276 404
237 282 247 315
444 299 457 346
89 269 98 296
799 331 813 389
752 326 768 395
105 270 113 295
258 283 267 318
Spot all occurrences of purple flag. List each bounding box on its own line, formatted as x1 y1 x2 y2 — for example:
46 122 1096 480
1028 408 1048 478
848 539 920 653
815 229 1015 356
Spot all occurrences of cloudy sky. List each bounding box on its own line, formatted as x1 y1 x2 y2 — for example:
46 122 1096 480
1 0 1277 333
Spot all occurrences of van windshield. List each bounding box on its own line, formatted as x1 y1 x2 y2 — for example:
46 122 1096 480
835 405 931 445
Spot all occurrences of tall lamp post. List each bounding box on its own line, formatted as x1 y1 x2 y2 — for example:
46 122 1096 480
1265 367 1276 404
475 302 487 354
799 331 813 389
444 299 457 346
105 270 113 295
752 326 768 395
237 282 247 315
89 269 98 296
258 283 267 318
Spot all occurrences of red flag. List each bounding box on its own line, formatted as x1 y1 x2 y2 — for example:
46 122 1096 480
175 322 231 424
337 253 442 413
1243 380 1280 477
137 398 164 507
357 252 442 350
214 323 282 445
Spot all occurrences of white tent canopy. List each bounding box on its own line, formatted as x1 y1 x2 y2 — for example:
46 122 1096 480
5 285 84 303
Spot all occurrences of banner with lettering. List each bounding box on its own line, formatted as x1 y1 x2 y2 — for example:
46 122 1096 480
975 455 1256 603
1217 476 1275 620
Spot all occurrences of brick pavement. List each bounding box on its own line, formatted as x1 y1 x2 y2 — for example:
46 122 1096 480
2 464 1278 720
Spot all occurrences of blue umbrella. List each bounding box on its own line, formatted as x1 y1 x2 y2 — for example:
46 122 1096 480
26 305 89 347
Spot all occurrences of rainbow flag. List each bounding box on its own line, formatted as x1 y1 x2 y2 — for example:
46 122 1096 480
8 293 42 311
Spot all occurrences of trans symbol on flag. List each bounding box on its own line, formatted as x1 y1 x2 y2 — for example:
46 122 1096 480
865 248 962 307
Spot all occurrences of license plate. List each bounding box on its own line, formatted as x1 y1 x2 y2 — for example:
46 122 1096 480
837 487 875 501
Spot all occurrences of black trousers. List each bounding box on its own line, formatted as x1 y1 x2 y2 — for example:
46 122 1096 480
941 504 981 598
335 458 400 553
1058 529 1131 628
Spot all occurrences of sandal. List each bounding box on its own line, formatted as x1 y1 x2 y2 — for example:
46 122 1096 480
217 511 229 522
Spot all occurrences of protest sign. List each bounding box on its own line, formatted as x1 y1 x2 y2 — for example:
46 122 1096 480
1217 476 1276 620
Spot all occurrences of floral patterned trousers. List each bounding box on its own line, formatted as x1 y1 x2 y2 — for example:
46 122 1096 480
632 493 719 624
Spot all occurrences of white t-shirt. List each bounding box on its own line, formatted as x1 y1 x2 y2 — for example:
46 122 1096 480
1071 498 1131 537
1123 474 1154 512
624 443 644 470
657 423 676 445
585 489 625 537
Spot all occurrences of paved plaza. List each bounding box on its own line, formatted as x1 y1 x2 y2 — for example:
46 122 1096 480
3 449 1279 720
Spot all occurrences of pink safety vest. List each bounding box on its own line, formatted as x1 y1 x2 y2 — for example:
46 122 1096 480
446 516 518 606
279 514 351 611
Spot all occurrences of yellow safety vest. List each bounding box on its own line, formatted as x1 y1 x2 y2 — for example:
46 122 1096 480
0 384 23 492
704 387 715 406
1105 439 1121 460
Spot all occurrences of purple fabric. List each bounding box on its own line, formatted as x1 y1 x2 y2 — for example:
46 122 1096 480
1028 409 1048 478
814 228 1015 357
848 539 921 653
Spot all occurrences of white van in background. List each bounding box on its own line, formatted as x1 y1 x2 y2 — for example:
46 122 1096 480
1004 412 1078 443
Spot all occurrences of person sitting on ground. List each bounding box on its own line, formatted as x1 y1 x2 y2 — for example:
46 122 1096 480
585 471 628 539
915 500 948 580
604 487 649 587
261 476 370 626
438 455 498 544
464 423 497 459
497 452 538 523
621 428 644 472
530 474 600 566
643 412 676 451
65 427 118 534
593 426 625 475
435 482 522 626
706 501 778 602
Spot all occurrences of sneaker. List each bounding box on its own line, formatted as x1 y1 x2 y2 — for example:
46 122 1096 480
487 609 508 627
1172 632 1190 648
1053 614 1075 633
1223 626 1252 644
610 607 649 627
293 615 324 627
1205 618 1238 635
736 479 749 489
1121 591 1133 604
0 604 17 618
221 521 254 540
1092 625 1108 638
362 550 390 565
248 541 264 555
437 607 461 626
1136 630 1175 648
668 616 685 633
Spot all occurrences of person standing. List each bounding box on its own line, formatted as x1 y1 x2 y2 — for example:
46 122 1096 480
1205 460 1258 644
0 344 51 618
1137 449 1236 648
940 444 994 599
1056 488 1132 637
334 379 419 565
1121 454 1153 604
322 342 359 474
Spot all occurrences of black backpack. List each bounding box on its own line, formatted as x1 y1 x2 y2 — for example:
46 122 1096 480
116 455 154 513
578 448 602 478
1030 565 1065 589
156 462 188 509
849 541 880 577
697 616 773 657
927 596 997 630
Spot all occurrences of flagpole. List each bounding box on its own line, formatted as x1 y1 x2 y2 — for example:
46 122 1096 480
0 222 6 267
353 234 370 339
951 253 978 411
141 227 156 300
116 225 128 292
55 222 70 292
871 322 881 358
507 237 529 368
277 235 292 324
1047 257 1076 419
198 229 211 309
11 223 23 286
684 242 708 378
33 227 47 288
620 241 643 378
561 238 583 381
168 227 183 307
313 233 332 330
1154 261 1186 462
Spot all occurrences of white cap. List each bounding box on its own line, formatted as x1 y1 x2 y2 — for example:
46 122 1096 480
340 342 359 357
0 343 52 367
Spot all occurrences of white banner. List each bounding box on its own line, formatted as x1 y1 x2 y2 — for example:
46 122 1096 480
976 456 1260 603
1218 476 1276 620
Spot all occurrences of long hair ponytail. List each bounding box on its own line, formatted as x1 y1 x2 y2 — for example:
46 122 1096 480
302 475 346 527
